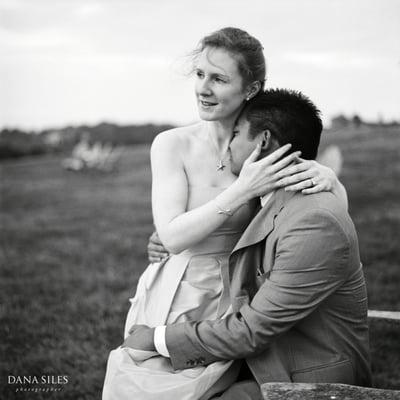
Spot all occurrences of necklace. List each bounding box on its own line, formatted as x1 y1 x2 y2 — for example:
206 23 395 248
216 159 226 171
207 131 230 172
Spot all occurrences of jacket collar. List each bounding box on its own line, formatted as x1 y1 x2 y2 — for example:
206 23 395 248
232 189 296 254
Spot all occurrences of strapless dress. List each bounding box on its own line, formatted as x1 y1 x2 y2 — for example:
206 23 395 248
103 185 253 400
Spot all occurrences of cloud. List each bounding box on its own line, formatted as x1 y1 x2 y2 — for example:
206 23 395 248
1 0 399 128
0 27 75 50
282 51 387 70
0 0 24 9
74 2 105 18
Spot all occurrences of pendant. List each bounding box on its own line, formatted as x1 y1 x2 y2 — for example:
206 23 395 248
216 160 226 171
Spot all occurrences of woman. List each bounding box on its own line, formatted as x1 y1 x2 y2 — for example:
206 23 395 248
103 27 345 400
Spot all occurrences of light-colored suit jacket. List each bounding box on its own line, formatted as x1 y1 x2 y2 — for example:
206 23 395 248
165 189 372 386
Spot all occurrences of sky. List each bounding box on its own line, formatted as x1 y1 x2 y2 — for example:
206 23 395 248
0 0 399 130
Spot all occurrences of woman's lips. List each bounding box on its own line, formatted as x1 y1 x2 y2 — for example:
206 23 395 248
199 100 218 107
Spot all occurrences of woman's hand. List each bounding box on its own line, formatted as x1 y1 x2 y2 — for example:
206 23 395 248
235 143 301 199
275 158 338 194
147 231 169 263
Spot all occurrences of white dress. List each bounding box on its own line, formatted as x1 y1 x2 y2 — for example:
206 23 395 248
102 185 253 400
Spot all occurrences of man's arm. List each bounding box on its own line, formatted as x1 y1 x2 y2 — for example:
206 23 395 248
166 208 350 370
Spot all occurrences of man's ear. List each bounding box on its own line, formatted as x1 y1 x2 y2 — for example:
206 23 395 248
261 130 272 150
260 130 280 155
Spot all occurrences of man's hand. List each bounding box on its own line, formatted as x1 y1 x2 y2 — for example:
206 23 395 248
121 325 156 351
148 231 169 263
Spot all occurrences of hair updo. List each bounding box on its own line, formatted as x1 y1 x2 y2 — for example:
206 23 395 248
195 27 266 89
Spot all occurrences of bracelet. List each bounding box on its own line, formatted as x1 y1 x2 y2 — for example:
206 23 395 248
215 203 233 217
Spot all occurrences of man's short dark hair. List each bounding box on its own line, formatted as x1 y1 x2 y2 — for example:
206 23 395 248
243 88 323 159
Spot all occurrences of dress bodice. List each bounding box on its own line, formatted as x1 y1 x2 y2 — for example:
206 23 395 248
166 185 254 324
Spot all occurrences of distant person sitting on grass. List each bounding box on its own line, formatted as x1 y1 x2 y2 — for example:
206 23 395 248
62 136 122 172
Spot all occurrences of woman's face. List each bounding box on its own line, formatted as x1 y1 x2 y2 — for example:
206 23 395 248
194 47 248 122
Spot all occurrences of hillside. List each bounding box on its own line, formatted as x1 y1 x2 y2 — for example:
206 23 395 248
0 125 399 398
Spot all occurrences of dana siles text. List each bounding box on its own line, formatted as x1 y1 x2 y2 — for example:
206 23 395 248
8 375 69 385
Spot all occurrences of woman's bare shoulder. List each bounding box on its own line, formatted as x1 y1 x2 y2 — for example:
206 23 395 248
151 123 202 152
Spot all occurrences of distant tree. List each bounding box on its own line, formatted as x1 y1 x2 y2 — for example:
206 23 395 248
0 123 176 160
352 114 362 128
0 129 48 159
331 114 349 130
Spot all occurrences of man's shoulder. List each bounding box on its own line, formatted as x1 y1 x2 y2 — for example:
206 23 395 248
259 191 359 267
286 190 346 218
277 190 355 236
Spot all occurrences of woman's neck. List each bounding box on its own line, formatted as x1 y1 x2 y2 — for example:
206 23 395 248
205 113 239 151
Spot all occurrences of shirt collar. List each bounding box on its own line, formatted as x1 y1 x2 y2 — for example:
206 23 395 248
260 192 274 208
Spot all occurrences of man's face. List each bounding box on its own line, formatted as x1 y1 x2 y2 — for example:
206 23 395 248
229 116 262 175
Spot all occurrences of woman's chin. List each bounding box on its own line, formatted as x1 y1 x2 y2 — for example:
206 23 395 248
198 109 218 121
197 106 242 123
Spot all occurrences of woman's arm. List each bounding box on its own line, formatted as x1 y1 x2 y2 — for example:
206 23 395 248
147 156 348 260
151 131 245 254
151 132 296 254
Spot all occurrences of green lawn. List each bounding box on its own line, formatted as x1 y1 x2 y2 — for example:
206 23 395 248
1 126 399 398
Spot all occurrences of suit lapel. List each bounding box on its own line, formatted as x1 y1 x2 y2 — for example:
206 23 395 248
228 189 296 310
232 189 294 254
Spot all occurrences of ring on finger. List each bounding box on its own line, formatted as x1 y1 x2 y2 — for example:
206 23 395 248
310 178 316 187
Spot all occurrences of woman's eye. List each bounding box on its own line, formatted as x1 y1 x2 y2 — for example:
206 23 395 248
215 77 226 83
196 71 204 78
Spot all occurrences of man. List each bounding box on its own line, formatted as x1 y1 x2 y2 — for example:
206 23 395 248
125 89 372 398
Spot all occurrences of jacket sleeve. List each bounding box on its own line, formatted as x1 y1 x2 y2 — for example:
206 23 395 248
165 208 351 370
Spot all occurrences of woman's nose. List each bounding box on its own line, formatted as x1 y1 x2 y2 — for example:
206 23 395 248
196 77 212 96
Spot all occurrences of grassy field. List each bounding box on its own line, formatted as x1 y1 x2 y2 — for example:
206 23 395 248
1 125 399 398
